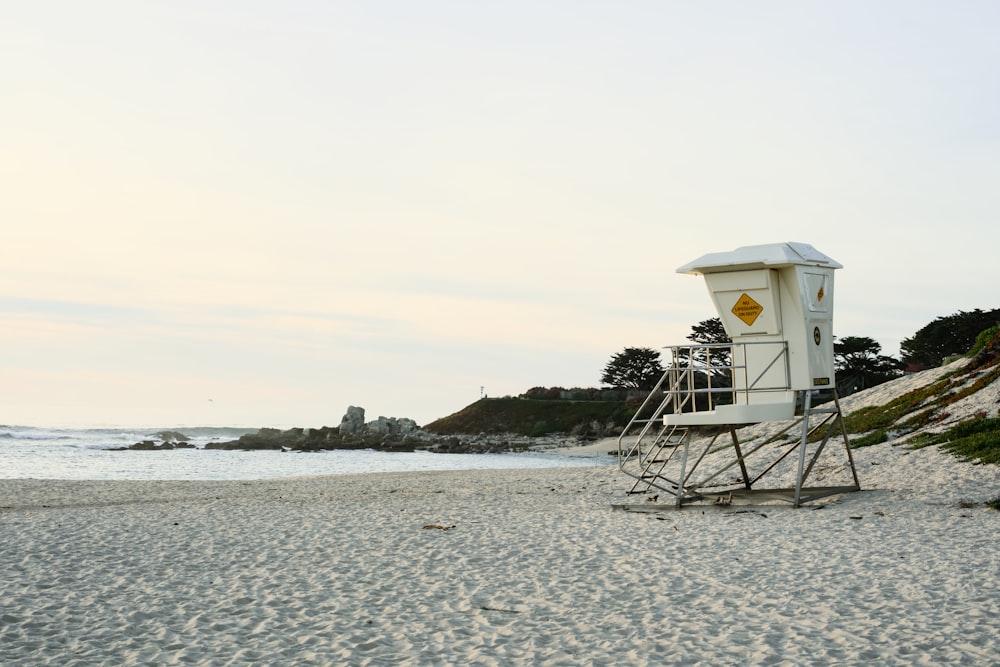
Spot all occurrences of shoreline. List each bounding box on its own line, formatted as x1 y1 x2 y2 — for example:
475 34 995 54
2 444 999 666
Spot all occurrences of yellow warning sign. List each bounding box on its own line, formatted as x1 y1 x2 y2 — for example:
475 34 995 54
732 293 764 326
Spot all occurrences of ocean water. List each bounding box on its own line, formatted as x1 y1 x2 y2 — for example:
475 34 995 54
0 426 607 481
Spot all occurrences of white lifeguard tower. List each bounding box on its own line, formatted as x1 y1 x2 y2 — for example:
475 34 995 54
616 242 860 508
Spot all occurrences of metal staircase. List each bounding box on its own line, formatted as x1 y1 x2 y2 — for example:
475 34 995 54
616 342 860 508
617 342 740 499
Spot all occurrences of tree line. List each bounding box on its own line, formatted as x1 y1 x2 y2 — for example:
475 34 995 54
600 308 1000 395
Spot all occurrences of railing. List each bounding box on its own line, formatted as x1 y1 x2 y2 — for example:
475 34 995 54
617 340 791 481
660 340 791 414
615 341 859 506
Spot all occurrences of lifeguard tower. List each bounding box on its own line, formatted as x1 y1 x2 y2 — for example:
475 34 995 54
616 242 860 508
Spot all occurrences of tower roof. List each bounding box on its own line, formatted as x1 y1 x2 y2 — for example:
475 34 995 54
677 242 842 275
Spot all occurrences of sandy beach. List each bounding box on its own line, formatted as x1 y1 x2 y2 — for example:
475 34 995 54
2 439 998 666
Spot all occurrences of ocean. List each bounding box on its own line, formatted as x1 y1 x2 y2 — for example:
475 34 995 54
0 425 608 481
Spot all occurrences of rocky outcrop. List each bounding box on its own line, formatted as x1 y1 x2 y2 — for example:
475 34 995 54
113 439 196 451
202 423 425 452
337 407 419 439
156 431 191 443
366 415 420 436
112 407 582 454
339 406 366 435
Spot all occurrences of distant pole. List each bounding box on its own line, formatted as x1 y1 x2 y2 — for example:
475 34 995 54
480 386 484 399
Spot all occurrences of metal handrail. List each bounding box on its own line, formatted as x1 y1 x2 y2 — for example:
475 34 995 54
663 341 790 413
615 339 859 506
617 340 792 490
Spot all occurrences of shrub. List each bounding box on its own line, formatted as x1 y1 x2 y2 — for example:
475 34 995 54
851 430 889 448
968 324 1000 359
909 417 1000 465
843 376 956 434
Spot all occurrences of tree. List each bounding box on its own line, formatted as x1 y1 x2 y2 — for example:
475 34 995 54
685 317 732 379
601 347 664 390
834 336 903 393
900 308 1000 368
686 317 731 346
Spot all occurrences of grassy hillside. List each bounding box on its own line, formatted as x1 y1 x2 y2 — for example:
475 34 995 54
424 398 632 437
425 327 1000 468
845 325 1000 464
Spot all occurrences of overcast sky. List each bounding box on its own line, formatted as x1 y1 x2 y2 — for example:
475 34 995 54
3 1 998 428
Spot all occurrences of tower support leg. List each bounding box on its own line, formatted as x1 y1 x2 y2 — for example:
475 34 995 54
793 390 811 508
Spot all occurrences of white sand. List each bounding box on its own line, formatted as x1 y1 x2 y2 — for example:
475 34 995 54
2 444 999 666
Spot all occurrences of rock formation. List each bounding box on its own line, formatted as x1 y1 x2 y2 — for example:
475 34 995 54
114 406 578 454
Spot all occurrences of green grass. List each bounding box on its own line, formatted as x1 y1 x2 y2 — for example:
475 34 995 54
948 365 1000 403
837 327 1000 464
850 429 889 448
906 417 1000 465
842 329 1000 439
842 379 949 434
896 408 937 431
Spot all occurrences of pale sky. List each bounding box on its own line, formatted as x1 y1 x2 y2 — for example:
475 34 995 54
3 1 998 428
